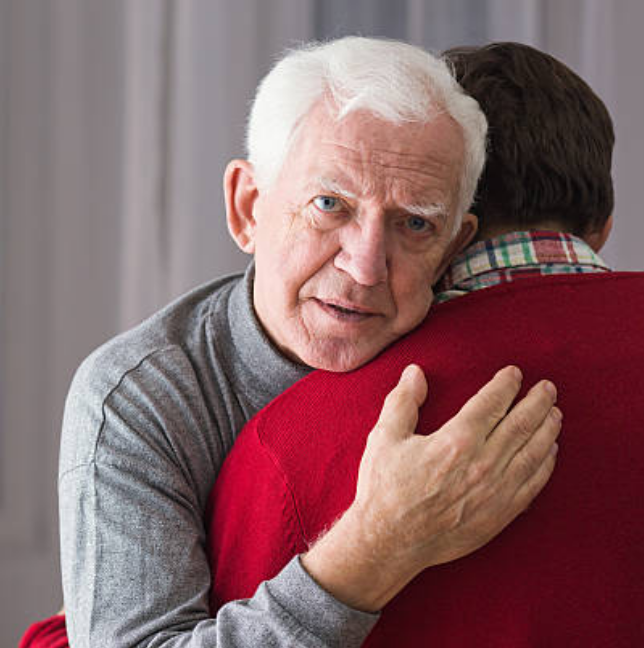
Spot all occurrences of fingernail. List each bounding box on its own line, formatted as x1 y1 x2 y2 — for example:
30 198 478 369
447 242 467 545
543 380 557 400
550 442 559 457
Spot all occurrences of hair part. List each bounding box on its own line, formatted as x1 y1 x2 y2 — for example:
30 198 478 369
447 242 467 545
246 36 488 232
444 42 615 238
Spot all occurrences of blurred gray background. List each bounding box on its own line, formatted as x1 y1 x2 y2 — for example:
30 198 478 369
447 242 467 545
1 0 642 643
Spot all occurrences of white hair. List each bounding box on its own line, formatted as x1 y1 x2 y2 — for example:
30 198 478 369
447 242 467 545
246 36 487 231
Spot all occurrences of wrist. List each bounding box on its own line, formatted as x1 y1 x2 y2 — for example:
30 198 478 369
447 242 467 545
300 505 419 612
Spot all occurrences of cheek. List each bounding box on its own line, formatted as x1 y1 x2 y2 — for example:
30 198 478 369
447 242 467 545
254 216 303 279
391 264 435 325
265 231 339 305
290 230 340 277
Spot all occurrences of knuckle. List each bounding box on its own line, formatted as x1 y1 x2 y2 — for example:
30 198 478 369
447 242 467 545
509 410 535 443
467 457 492 488
477 388 508 420
515 448 541 480
384 389 406 413
547 408 564 435
440 433 470 465
531 386 555 414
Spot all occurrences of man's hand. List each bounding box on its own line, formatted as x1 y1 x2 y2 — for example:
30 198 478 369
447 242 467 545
301 365 561 612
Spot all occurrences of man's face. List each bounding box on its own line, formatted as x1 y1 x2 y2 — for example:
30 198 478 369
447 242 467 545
238 103 471 371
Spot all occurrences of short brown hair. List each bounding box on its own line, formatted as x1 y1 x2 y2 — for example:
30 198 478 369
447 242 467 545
444 42 614 237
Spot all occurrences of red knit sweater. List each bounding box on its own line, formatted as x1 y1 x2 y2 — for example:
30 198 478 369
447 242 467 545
208 272 644 647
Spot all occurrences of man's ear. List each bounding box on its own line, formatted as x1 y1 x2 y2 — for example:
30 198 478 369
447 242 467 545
585 213 613 252
224 159 259 254
433 212 478 283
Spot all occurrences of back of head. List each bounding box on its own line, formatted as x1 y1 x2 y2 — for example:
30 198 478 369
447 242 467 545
246 36 487 222
444 42 615 238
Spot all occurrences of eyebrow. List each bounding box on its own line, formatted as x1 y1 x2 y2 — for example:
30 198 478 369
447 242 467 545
404 202 448 223
313 176 448 223
314 177 359 201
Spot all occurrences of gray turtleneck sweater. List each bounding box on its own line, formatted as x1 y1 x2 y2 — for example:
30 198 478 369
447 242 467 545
59 264 378 647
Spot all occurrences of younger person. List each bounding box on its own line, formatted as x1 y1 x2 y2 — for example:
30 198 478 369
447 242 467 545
207 42 644 646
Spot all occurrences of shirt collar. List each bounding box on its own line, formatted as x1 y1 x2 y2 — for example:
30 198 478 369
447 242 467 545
439 230 611 294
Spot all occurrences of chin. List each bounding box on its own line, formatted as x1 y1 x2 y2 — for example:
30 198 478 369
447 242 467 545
299 340 385 373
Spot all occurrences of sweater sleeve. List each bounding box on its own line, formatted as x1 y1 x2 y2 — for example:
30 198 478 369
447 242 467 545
59 347 377 648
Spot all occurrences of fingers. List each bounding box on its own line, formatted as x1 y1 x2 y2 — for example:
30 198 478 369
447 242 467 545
487 387 561 522
502 404 562 486
509 433 559 515
486 379 559 470
440 366 523 445
374 364 428 440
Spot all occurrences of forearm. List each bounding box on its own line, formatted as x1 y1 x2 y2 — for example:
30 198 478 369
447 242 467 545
61 466 375 648
301 507 417 613
26 561 375 648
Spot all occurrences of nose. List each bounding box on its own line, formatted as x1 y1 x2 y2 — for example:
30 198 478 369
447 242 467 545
333 215 388 286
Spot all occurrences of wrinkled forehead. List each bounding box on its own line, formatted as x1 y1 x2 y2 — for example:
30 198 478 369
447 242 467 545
286 101 465 210
293 99 464 170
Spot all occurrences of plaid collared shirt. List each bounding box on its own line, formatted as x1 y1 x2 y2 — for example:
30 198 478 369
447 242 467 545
435 230 612 304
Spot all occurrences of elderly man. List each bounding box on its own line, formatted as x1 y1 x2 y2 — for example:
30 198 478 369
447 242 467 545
22 38 559 647
206 43 644 646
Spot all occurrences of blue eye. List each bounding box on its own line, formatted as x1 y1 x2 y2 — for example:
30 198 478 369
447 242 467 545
313 196 343 212
406 215 432 233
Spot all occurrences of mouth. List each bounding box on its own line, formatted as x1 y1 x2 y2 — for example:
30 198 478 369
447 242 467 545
313 298 377 322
